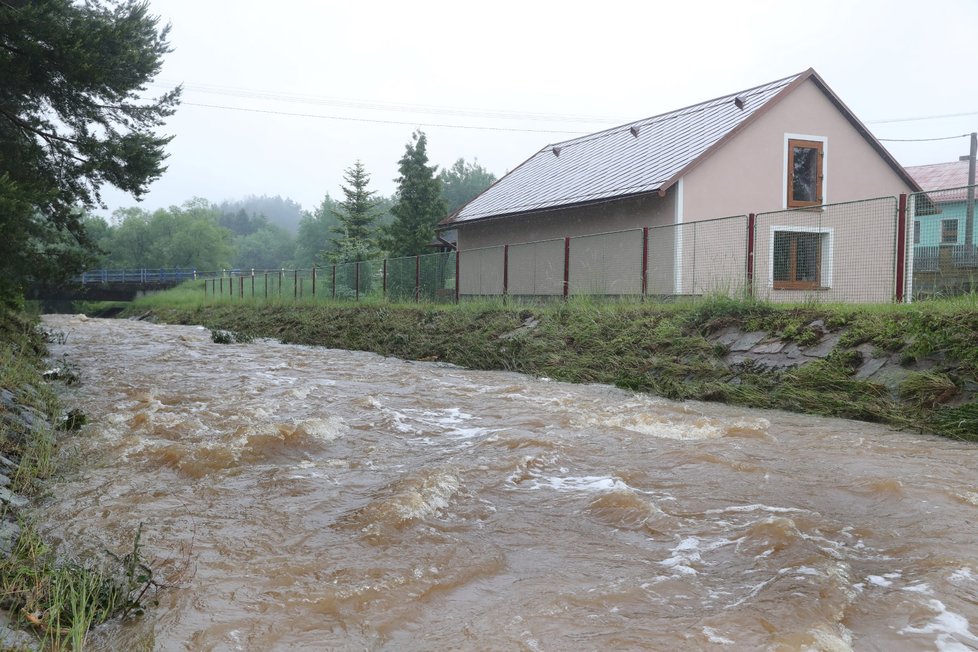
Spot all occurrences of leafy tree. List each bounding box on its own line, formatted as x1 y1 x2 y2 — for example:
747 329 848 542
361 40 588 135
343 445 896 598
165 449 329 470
0 0 180 304
331 160 381 262
439 158 496 215
98 200 232 270
232 226 295 270
294 195 341 267
382 131 447 257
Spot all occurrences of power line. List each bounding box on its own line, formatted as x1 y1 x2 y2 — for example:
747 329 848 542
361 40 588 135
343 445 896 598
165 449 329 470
181 101 593 134
878 133 971 142
154 80 626 125
869 111 978 125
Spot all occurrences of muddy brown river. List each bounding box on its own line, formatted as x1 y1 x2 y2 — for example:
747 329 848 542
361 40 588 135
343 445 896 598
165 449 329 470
39 315 978 651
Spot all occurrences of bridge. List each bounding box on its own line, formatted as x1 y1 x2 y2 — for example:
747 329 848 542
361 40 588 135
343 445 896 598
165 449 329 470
28 268 206 302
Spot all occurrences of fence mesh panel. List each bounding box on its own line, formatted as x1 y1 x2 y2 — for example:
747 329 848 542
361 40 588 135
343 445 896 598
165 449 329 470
568 229 644 296
908 184 978 300
754 197 898 303
508 238 565 296
459 246 505 296
646 216 748 297
386 256 418 301
419 252 456 302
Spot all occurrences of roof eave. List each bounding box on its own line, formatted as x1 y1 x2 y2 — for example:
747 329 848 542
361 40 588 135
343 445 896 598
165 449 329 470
444 188 666 228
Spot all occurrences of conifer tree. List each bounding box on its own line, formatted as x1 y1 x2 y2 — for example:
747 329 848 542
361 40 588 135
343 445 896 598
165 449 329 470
330 160 380 262
0 0 180 303
382 131 447 257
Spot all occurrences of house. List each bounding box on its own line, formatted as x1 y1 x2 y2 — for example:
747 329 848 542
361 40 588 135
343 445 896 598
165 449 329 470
904 158 978 285
442 68 920 302
905 158 977 248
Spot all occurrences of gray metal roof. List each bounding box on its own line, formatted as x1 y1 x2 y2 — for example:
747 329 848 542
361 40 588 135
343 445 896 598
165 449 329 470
446 72 804 224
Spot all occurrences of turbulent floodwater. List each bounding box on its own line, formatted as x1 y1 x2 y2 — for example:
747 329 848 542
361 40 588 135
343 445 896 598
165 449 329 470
39 315 978 651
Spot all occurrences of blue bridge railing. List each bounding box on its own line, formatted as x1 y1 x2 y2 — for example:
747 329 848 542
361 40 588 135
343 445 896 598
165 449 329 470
73 268 205 284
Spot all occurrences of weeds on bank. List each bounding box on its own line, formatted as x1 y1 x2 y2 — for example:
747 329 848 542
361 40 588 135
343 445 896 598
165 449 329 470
0 521 163 650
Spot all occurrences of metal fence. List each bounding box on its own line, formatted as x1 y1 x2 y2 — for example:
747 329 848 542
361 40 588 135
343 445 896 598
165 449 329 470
754 197 898 303
98 185 972 306
200 252 458 303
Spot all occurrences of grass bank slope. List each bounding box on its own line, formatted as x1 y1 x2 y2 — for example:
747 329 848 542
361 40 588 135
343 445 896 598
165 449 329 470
130 287 978 441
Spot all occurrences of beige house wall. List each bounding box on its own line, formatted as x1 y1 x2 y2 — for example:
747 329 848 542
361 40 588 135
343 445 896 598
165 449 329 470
456 192 675 250
681 78 915 222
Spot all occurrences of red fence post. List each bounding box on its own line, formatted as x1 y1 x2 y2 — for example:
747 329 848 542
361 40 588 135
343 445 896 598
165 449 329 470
503 244 509 301
312 267 317 297
294 270 298 299
641 227 649 299
264 273 268 298
746 213 756 297
239 275 244 299
415 255 420 303
563 237 570 300
896 194 908 303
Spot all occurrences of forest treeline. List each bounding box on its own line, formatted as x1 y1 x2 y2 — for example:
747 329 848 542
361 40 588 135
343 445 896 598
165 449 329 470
82 137 496 272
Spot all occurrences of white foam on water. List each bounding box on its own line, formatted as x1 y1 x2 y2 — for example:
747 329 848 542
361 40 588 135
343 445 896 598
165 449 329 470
596 412 724 440
702 627 734 645
867 575 893 587
528 475 629 493
293 416 345 442
705 504 808 515
900 599 978 651
950 568 975 583
393 471 461 521
903 582 933 594
659 536 738 577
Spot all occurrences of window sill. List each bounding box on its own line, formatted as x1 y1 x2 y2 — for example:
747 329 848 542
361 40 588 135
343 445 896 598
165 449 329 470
772 285 830 291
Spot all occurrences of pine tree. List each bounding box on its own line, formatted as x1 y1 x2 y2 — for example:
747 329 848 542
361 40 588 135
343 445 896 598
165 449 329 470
330 160 380 262
0 0 180 304
382 131 447 257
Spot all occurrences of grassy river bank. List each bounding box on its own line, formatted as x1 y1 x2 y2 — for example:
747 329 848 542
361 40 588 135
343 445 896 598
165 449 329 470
0 310 161 650
124 284 978 441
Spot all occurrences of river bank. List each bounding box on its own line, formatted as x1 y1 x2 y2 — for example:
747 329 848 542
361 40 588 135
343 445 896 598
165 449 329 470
0 310 161 650
130 295 978 441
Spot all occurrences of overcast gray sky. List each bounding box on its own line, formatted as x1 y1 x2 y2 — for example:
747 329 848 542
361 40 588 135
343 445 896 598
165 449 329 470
99 0 978 217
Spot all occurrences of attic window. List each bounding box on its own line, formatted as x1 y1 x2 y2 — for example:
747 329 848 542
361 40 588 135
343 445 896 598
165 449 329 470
630 126 640 138
552 146 562 157
734 95 746 110
786 138 824 208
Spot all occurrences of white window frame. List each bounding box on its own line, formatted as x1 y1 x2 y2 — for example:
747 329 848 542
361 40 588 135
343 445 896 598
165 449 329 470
783 133 828 209
768 225 834 289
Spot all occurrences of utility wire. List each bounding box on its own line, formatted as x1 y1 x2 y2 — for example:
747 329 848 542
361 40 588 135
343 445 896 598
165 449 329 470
154 80 625 125
181 101 593 134
868 110 978 125
878 133 971 142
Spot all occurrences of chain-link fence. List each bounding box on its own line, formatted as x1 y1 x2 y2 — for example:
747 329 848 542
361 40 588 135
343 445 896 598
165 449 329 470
508 238 565 297
568 229 644 296
754 197 898 303
908 185 978 299
197 187 978 306
647 216 749 297
458 246 505 296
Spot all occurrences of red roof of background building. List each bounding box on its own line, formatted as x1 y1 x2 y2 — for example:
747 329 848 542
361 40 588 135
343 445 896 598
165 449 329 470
905 160 975 201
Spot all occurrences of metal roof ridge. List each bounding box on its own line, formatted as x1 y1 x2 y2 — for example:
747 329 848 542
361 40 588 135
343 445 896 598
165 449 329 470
541 70 807 152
